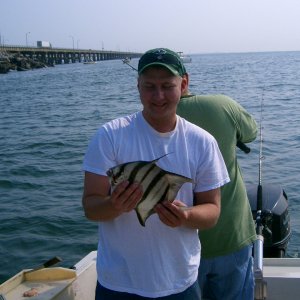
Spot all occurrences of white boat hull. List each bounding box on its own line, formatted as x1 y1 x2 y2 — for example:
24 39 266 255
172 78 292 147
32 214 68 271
177 51 192 63
1 251 300 300
0 251 97 300
180 56 192 63
262 258 300 299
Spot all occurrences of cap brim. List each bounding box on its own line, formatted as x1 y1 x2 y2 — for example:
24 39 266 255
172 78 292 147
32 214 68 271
138 62 179 76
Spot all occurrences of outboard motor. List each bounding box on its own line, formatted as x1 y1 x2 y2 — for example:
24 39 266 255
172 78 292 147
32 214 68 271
238 95 291 299
247 183 291 258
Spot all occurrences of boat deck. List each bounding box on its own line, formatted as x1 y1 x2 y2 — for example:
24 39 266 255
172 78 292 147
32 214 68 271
263 258 300 299
1 253 300 300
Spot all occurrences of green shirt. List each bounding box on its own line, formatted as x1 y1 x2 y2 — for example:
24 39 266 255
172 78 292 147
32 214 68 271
177 94 257 258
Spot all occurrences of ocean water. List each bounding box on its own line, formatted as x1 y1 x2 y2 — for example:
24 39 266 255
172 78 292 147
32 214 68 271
0 51 299 283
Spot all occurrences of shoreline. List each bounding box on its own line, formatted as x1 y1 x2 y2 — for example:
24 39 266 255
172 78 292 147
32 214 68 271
0 51 53 74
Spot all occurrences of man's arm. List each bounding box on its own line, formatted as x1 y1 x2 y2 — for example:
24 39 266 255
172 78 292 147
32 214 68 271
82 171 143 222
154 188 221 229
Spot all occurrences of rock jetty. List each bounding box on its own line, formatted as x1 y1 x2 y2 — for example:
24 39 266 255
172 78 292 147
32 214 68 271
0 51 53 74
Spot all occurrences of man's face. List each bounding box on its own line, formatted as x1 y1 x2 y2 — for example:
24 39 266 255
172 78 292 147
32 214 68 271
138 66 187 123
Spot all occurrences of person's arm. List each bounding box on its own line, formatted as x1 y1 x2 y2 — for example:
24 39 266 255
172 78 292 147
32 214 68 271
154 187 221 229
82 171 143 222
237 104 258 143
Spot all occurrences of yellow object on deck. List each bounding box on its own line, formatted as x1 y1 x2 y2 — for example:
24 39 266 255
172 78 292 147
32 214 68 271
0 267 76 300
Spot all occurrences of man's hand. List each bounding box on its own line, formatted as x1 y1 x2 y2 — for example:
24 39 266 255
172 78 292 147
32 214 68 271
154 200 189 227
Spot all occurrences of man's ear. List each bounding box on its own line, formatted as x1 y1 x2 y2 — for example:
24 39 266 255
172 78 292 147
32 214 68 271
181 74 189 95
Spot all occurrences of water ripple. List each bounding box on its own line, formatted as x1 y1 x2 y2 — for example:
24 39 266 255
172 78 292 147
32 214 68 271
1 52 300 283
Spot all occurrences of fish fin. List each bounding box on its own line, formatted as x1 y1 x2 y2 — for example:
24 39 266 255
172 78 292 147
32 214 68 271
135 174 169 226
136 212 146 227
151 152 173 163
135 185 168 226
165 173 193 201
135 171 192 226
135 208 155 227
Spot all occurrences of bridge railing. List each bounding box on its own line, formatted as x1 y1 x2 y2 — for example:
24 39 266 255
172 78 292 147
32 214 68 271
0 44 142 56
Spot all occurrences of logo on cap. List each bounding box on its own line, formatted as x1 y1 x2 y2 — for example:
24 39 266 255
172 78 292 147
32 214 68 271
154 49 167 60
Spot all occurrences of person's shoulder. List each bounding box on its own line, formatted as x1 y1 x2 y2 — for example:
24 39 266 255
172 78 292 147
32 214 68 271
178 115 215 140
184 94 237 104
179 94 241 117
103 112 139 129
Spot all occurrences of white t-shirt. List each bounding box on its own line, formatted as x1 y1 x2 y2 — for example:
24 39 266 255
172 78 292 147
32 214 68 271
83 111 229 297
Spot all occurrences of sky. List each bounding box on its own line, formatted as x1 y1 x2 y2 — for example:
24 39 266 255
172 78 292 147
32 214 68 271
1 0 299 54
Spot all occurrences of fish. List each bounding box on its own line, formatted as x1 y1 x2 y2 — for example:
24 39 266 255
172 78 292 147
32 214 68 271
106 154 193 226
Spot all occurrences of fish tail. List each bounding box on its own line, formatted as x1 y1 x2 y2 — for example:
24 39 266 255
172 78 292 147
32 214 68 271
136 210 147 227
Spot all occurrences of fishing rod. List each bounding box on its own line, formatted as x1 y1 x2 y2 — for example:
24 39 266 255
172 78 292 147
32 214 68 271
122 60 138 72
254 88 268 300
257 89 265 211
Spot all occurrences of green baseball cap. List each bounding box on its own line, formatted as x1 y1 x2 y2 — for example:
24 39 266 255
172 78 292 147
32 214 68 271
138 48 187 77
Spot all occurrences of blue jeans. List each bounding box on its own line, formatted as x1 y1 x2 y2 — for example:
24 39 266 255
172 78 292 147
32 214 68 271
95 280 201 300
198 245 254 300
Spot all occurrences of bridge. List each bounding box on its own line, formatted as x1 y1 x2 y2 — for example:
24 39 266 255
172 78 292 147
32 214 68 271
0 44 143 64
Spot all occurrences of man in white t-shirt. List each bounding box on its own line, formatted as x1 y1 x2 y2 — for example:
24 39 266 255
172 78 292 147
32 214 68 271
82 48 230 300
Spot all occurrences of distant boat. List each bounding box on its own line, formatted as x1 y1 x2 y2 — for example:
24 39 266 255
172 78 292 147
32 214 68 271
178 52 192 63
83 58 96 64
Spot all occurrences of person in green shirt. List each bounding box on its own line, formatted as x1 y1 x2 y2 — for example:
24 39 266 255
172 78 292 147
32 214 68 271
177 73 257 300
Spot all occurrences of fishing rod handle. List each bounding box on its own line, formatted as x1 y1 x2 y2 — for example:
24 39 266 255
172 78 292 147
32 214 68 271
236 140 251 153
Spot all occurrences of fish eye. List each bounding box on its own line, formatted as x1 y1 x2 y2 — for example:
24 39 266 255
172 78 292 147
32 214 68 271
107 169 113 176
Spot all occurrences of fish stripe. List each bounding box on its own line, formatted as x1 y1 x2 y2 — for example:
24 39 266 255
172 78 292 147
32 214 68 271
136 182 169 226
141 169 166 202
139 164 157 183
113 163 127 183
128 162 156 184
